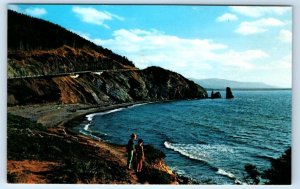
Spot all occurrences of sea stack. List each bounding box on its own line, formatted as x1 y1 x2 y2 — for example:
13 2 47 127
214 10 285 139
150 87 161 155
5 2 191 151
226 87 234 99
211 90 221 99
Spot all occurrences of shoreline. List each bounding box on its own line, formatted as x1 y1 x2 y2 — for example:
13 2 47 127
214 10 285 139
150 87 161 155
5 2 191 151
7 100 196 184
8 101 154 128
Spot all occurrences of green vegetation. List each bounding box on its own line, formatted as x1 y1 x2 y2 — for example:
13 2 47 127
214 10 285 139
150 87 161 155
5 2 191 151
244 147 291 185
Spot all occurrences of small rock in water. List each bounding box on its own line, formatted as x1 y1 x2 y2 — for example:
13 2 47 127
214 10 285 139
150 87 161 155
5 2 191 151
226 87 234 99
211 90 221 99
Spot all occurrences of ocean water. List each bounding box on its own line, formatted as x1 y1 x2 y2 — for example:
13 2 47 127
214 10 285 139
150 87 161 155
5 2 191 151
74 90 291 184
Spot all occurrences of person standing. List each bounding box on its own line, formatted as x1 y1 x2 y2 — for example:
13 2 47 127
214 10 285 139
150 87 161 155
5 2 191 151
126 133 137 169
135 139 145 172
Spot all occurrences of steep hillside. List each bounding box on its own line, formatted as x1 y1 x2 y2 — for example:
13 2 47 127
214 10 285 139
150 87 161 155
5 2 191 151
8 45 134 78
8 67 207 105
7 10 207 106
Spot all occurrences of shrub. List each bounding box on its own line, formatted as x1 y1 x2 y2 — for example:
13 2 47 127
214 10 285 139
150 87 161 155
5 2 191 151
7 113 46 131
137 165 174 184
61 158 128 183
144 145 166 163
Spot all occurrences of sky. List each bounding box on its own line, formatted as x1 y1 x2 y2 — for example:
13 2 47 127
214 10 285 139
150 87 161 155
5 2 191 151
8 4 292 88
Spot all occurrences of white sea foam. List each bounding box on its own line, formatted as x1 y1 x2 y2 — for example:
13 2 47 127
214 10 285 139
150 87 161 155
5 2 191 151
165 141 246 184
128 102 149 108
164 141 247 184
83 123 90 131
83 107 126 130
164 141 234 162
83 102 151 130
216 169 246 185
86 114 95 122
79 130 101 141
164 141 207 161
217 168 235 179
90 108 125 119
88 107 126 119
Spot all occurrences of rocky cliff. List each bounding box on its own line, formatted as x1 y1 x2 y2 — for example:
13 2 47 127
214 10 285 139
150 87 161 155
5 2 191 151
7 10 207 106
8 65 207 105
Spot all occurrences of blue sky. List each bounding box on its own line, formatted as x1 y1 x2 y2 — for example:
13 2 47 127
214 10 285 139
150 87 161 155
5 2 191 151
8 4 292 87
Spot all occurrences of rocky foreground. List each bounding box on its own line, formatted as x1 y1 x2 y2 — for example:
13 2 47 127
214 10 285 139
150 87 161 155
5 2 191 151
7 102 196 184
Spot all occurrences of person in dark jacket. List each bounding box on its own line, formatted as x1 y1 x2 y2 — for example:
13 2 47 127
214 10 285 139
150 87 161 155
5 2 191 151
135 139 145 172
126 133 137 169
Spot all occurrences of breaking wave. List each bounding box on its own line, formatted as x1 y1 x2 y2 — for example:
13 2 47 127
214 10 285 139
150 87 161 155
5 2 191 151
164 141 245 183
84 107 126 131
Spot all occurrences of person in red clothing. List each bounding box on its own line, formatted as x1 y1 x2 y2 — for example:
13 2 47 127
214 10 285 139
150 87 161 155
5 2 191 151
135 138 145 172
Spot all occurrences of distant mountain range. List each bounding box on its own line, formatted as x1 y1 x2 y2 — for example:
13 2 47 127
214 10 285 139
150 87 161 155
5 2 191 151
192 78 278 89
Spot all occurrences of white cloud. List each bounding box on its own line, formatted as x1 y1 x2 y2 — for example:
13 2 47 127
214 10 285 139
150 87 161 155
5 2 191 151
217 13 238 22
92 29 228 69
256 54 291 87
235 18 285 35
276 55 292 69
24 7 47 17
230 6 291 18
72 28 272 80
72 6 123 28
278 29 292 43
260 54 291 70
217 50 268 69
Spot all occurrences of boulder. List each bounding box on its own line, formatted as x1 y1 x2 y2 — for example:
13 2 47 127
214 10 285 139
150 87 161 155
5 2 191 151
226 87 234 99
211 90 221 99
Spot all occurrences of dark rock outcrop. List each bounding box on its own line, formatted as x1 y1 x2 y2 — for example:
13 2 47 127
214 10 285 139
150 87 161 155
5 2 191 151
211 90 221 99
226 87 234 99
142 66 207 100
8 68 208 106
